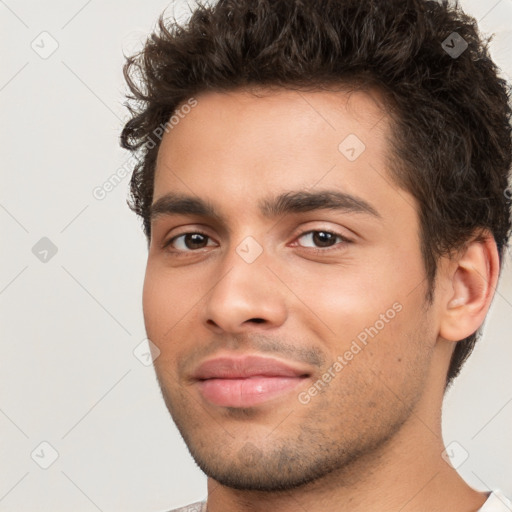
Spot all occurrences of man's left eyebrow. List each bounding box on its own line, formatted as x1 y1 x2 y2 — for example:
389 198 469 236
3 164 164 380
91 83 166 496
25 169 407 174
259 190 382 219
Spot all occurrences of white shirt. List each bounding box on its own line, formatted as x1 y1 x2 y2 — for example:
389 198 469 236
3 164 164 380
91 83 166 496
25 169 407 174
479 490 512 511
169 490 512 511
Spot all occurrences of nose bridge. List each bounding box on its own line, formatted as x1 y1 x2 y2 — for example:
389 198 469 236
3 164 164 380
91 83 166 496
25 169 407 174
202 234 287 332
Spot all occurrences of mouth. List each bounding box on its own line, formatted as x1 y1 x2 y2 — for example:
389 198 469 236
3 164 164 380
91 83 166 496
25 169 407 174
192 354 311 408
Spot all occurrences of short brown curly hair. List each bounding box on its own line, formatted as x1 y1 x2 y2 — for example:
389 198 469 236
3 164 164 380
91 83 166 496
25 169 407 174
120 0 512 389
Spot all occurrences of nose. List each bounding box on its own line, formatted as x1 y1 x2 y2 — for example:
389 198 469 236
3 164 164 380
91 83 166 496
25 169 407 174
201 245 287 334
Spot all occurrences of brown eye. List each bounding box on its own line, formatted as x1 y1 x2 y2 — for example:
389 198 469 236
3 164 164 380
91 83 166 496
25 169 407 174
313 231 337 247
166 232 215 251
297 230 346 249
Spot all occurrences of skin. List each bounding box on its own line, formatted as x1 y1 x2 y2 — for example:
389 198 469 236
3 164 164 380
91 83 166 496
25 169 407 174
143 87 499 512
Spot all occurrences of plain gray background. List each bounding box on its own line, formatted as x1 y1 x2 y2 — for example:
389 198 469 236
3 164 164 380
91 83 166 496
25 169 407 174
1 1 511 510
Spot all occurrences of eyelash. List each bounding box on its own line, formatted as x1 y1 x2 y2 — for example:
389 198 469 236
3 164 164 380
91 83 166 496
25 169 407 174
162 229 352 255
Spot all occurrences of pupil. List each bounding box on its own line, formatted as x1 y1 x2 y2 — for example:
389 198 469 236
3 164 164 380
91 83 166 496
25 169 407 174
186 233 207 249
313 231 335 247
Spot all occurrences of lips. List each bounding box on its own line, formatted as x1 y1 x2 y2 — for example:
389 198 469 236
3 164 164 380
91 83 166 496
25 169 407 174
192 355 310 408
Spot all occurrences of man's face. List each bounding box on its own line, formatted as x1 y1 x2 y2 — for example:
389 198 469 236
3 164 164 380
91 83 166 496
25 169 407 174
143 88 440 491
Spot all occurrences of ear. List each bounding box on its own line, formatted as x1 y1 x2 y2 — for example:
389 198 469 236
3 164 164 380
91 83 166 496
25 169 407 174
438 232 500 342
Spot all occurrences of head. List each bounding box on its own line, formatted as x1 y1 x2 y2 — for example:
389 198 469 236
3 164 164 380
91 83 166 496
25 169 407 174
121 0 511 492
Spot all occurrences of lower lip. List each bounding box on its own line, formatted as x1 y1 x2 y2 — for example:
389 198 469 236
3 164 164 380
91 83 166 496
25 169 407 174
197 376 307 408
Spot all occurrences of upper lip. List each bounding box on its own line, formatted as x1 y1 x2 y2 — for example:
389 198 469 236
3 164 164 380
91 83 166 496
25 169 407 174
192 354 311 380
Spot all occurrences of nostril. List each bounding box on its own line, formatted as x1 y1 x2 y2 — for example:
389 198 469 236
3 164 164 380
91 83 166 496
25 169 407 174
249 318 265 324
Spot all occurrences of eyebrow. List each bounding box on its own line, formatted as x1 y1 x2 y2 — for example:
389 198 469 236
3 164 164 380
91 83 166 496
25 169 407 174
149 189 381 222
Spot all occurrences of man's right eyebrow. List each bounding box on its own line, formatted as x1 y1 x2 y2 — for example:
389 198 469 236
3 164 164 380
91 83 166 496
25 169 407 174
149 193 221 221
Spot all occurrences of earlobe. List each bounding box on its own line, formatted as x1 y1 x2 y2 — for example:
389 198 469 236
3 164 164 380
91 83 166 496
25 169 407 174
439 233 500 342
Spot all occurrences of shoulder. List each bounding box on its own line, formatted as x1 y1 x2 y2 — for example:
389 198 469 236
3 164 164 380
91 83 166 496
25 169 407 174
165 501 207 512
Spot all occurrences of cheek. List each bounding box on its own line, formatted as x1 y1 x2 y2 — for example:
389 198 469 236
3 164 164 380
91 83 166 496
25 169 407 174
142 264 187 348
142 266 164 337
285 263 404 335
283 253 429 366
143 272 185 378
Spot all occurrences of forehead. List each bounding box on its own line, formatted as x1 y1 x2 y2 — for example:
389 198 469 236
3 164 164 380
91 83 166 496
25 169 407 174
153 86 412 223
156 86 390 168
